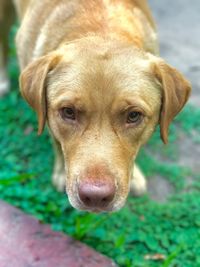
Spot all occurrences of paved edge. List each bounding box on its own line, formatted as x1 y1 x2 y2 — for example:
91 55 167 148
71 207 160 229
0 200 117 267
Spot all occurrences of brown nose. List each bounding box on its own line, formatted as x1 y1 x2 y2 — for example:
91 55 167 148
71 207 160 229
78 181 115 209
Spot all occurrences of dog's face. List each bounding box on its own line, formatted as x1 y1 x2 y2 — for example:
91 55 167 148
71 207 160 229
20 38 191 212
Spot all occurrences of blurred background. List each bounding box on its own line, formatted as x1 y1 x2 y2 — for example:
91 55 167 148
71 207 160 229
147 0 200 201
0 1 200 266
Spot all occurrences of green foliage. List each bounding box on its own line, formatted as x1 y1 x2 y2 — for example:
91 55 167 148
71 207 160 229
0 27 200 267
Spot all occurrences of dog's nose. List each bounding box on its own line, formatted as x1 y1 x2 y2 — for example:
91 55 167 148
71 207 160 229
78 181 115 209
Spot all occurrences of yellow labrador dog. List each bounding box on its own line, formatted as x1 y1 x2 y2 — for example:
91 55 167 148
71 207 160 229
0 0 191 212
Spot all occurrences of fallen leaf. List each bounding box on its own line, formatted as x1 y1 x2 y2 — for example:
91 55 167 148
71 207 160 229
144 254 166 261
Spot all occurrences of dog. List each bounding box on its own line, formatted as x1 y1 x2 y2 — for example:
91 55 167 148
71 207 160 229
0 0 191 213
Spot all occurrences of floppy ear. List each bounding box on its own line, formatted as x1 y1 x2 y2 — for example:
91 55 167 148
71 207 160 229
20 53 61 135
152 60 191 144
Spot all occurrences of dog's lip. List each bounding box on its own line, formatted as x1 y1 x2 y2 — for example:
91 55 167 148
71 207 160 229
80 205 114 213
78 199 115 213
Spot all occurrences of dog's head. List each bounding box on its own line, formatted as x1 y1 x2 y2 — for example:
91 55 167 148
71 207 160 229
20 37 191 212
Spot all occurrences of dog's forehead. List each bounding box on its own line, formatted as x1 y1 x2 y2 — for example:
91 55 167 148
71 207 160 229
58 38 149 66
48 44 158 111
52 44 152 86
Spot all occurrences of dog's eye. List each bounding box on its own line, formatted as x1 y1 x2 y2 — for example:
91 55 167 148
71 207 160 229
60 107 76 121
127 111 143 124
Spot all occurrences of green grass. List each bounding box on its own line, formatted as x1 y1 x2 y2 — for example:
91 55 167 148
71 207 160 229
1 26 200 267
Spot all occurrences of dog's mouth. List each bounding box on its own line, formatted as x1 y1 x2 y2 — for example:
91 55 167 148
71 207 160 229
70 199 118 213
78 205 115 213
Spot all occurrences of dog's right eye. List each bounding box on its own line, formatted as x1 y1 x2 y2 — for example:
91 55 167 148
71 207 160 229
60 107 76 121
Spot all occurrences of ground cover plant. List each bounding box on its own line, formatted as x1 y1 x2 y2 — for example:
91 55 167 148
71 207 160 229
0 26 200 267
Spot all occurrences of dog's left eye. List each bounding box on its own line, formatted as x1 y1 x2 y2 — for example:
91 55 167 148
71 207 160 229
127 111 143 124
60 107 76 121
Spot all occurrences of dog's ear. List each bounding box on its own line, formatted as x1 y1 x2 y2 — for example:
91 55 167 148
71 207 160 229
151 59 191 144
20 53 61 135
